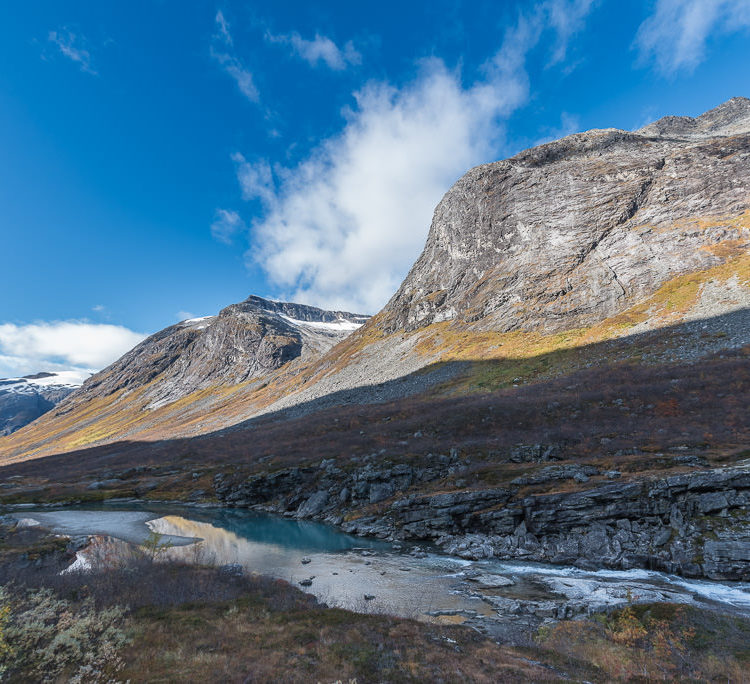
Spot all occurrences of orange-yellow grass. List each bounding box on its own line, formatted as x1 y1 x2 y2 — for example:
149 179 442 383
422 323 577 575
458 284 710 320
1 226 747 463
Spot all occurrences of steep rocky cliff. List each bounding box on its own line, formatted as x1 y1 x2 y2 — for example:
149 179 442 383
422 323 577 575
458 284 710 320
215 457 750 582
379 97 750 334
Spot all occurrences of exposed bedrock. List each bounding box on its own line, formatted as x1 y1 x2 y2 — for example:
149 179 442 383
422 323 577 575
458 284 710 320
214 456 750 581
379 97 750 334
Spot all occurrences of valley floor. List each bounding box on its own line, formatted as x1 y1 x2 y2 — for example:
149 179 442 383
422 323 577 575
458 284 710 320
2 520 750 682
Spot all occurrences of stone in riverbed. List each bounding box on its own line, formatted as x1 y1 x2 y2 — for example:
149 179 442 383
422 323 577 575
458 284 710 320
467 574 515 588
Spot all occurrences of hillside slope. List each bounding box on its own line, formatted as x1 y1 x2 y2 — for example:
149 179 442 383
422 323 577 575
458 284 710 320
1 97 748 463
0 297 367 460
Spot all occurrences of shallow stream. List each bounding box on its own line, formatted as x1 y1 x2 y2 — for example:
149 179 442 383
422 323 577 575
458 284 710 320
13 503 750 638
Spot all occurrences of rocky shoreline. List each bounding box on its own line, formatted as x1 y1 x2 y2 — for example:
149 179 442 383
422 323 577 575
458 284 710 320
214 452 750 582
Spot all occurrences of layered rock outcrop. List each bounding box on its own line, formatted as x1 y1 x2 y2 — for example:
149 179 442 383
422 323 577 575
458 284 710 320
380 97 750 334
214 456 750 581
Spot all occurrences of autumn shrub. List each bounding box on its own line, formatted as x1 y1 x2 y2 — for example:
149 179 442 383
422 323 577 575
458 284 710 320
0 589 11 680
538 603 750 682
0 585 129 683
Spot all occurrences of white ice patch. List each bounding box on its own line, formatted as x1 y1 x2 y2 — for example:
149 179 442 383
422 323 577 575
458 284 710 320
23 370 90 387
180 316 215 330
278 314 363 332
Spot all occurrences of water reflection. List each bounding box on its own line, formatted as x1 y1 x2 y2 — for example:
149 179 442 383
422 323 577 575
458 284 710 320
149 515 487 620
19 503 750 628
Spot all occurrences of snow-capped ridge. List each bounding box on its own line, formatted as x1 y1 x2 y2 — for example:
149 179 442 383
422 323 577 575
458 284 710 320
0 369 90 392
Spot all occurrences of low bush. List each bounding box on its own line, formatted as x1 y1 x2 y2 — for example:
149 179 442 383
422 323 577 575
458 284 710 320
537 602 750 681
0 585 129 683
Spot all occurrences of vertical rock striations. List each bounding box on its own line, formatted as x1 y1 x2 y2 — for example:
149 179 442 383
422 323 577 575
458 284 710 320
379 97 750 334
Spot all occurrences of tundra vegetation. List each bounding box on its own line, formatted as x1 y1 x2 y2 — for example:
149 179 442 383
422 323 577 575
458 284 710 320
1 519 749 682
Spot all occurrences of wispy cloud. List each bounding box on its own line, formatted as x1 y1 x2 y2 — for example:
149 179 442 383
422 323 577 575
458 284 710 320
635 0 750 75
266 30 361 70
235 3 595 314
232 153 275 204
0 321 145 377
210 208 247 245
48 27 97 75
545 0 598 65
215 9 233 46
211 11 259 102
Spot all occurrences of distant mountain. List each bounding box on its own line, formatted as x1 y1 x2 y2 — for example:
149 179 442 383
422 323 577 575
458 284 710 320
0 371 88 436
72 295 369 410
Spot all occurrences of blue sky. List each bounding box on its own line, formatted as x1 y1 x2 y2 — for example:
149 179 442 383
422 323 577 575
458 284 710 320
1 0 749 377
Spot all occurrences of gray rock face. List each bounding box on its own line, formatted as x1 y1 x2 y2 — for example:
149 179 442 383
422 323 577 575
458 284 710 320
0 374 80 435
379 97 750 334
214 454 750 581
73 296 368 409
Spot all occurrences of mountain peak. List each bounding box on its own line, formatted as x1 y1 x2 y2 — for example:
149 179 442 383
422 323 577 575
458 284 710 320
636 96 750 139
73 294 369 411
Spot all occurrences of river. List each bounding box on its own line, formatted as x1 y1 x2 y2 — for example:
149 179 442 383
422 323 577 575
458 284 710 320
13 502 750 640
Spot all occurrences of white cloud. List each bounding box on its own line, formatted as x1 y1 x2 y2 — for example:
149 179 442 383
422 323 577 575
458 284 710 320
236 3 594 314
211 11 259 102
266 31 361 70
0 321 146 378
210 208 247 244
48 28 97 75
635 0 750 75
545 0 597 65
232 154 275 203
215 10 233 46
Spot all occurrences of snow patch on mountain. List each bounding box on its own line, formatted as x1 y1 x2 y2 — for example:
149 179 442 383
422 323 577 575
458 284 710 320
180 316 216 330
0 370 90 393
278 314 363 332
0 371 86 436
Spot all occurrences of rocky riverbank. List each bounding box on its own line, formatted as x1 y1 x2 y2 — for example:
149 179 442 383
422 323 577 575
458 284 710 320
214 452 750 582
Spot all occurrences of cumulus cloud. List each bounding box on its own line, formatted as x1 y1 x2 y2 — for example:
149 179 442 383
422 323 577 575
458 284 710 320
266 31 361 70
48 27 97 75
635 0 750 75
211 11 259 102
0 321 146 378
211 208 247 245
236 2 594 314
